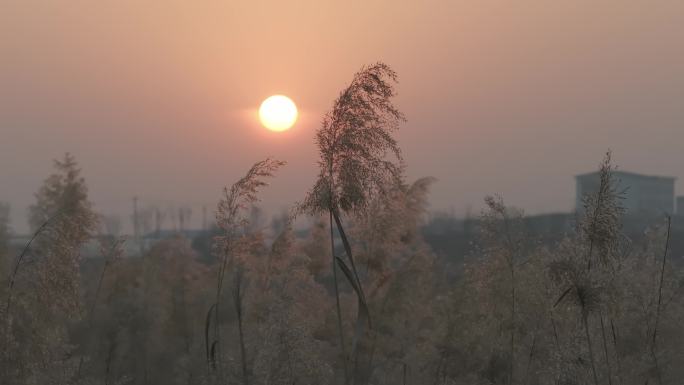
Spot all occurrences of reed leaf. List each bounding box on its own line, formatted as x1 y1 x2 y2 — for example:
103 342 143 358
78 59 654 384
335 256 371 383
205 303 216 365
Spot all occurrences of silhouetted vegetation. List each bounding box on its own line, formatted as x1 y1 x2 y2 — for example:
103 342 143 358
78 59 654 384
1 64 683 385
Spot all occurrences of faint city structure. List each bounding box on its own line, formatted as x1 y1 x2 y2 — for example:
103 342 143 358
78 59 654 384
576 171 675 216
677 196 684 215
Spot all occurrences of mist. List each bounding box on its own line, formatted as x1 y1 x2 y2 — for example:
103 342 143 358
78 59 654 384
3 0 684 233
2 2 684 384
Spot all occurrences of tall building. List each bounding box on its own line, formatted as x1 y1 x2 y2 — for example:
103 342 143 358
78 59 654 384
575 171 675 216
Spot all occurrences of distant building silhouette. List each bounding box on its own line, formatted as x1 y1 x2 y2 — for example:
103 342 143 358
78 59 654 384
576 171 675 216
677 196 684 215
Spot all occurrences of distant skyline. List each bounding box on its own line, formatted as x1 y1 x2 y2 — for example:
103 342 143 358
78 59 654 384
2 0 684 233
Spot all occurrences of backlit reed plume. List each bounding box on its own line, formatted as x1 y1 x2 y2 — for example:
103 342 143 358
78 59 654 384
208 158 285 382
300 62 405 385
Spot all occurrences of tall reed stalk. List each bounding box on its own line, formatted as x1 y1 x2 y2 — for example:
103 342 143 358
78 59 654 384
650 215 671 385
210 159 284 379
300 62 405 385
553 151 624 385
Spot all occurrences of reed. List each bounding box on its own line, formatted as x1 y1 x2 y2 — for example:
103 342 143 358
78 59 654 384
211 158 285 378
300 62 405 385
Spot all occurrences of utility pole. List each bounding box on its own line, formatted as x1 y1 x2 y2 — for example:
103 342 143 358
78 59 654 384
154 207 161 238
202 205 207 231
133 196 139 240
133 196 142 255
154 207 159 238
178 206 192 234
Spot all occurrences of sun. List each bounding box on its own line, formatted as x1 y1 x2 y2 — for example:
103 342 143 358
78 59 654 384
258 95 298 132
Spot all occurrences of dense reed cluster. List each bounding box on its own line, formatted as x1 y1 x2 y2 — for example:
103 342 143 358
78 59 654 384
1 64 683 385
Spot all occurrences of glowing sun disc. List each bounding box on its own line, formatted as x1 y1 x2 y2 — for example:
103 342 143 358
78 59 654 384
259 95 298 132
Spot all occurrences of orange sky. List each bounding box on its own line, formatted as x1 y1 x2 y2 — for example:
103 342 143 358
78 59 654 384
2 0 684 232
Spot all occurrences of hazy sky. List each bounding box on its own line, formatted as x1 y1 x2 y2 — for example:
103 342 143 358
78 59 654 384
2 0 684 233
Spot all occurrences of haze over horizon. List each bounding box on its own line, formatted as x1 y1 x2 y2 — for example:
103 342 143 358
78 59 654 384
2 0 684 233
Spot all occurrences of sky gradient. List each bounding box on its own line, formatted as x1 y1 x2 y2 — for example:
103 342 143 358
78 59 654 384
2 0 684 233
